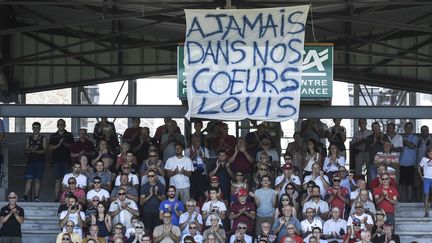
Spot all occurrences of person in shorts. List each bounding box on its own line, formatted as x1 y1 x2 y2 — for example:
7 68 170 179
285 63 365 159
21 122 47 202
418 146 432 217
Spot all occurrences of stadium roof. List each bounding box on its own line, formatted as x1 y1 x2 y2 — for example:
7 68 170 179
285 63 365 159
0 0 431 95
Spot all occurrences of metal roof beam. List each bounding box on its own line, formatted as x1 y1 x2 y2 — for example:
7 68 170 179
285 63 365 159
23 32 117 76
335 69 432 93
0 7 183 36
314 13 432 34
13 68 177 93
2 104 432 119
335 47 432 64
4 14 184 66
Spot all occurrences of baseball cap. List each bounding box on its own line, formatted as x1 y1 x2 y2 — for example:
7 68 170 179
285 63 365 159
384 220 393 226
353 218 361 225
210 176 219 183
282 163 293 170
238 188 248 197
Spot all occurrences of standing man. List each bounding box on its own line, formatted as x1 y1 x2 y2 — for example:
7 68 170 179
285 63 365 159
109 188 140 229
399 122 419 202
49 119 75 201
350 119 372 176
250 175 277 234
0 192 25 243
140 169 166 232
70 128 94 162
365 122 385 183
373 173 399 226
123 117 142 149
21 121 47 202
153 211 181 243
161 121 185 162
165 143 194 204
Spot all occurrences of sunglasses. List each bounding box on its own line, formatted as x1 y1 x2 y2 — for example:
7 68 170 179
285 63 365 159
118 193 126 195
93 181 101 184
286 187 294 190
135 226 144 229
149 155 157 157
186 204 195 207
236 174 243 177
382 177 390 180
285 157 292 160
354 224 361 226
237 227 247 230
122 167 131 169
66 225 74 227
68 182 76 184
92 199 99 202
148 175 155 177
115 227 123 230
287 227 294 229
62 238 71 240
376 213 384 216
189 226 197 229
355 206 363 209
333 179 341 182
9 197 16 199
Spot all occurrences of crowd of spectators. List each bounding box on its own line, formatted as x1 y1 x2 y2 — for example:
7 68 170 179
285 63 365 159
4 117 432 243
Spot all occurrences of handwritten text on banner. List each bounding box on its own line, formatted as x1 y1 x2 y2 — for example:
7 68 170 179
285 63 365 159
184 6 310 121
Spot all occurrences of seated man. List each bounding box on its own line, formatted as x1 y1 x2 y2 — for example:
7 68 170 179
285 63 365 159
323 207 347 241
229 222 253 243
181 221 203 243
82 224 105 243
55 220 82 243
229 188 256 235
301 208 323 239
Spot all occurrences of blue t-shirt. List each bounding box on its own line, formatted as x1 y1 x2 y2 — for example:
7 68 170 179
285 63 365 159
159 199 184 226
399 134 419 166
255 187 275 217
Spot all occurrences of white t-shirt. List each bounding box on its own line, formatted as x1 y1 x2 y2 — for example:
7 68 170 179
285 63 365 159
164 155 194 189
388 133 403 149
323 156 346 173
108 199 139 229
301 218 323 234
59 210 85 237
114 173 139 186
86 188 110 201
201 200 226 226
302 200 330 215
179 211 203 236
303 175 330 198
420 157 432 179
62 173 87 189
347 213 373 231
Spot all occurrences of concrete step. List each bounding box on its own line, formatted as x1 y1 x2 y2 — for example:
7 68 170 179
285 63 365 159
22 232 60 243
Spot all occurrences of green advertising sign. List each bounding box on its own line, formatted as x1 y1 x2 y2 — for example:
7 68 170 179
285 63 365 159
178 44 333 100
301 44 333 99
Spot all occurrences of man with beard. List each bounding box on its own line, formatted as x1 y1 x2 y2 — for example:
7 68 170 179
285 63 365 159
302 186 329 221
109 188 139 229
159 185 184 226
59 195 85 237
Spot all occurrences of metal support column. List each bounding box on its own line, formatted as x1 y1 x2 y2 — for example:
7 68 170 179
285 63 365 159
127 79 136 126
14 94 26 132
71 87 81 134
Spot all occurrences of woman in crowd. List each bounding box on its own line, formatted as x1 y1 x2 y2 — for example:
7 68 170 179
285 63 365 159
91 202 112 238
303 139 320 178
323 143 345 180
371 208 387 241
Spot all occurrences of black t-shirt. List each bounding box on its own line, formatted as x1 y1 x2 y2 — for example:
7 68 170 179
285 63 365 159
207 163 231 198
140 182 165 213
49 131 74 163
0 204 24 237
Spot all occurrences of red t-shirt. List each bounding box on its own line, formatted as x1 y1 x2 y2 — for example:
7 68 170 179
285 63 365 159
230 200 256 233
373 186 399 214
326 186 349 216
280 235 303 243
369 176 396 189
232 152 253 173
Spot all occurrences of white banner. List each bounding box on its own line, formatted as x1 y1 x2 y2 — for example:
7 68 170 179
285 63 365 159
184 6 309 121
